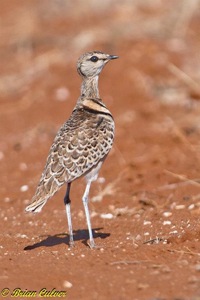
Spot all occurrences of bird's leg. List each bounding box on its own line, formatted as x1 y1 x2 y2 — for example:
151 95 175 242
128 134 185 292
64 182 74 247
82 181 95 249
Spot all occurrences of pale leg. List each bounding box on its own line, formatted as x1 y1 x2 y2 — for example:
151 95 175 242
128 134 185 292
82 180 95 248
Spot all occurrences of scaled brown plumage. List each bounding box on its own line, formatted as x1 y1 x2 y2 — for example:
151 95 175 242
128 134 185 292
25 51 118 248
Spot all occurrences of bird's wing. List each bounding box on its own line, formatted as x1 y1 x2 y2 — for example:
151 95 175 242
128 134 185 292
25 109 114 213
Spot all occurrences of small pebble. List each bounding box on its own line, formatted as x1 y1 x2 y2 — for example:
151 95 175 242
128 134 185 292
163 220 171 225
169 230 178 235
163 211 172 217
170 202 177 209
188 204 195 210
175 204 185 210
16 234 28 239
100 213 114 219
143 220 152 225
63 280 73 288
91 211 98 218
20 185 29 192
135 234 141 241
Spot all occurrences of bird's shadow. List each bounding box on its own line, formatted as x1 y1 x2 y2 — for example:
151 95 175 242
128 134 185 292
24 228 110 250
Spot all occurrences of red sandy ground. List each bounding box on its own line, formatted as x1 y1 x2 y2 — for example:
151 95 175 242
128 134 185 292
1 1 200 299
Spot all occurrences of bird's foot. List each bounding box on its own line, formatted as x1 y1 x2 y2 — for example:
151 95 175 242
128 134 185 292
87 240 103 250
69 239 75 248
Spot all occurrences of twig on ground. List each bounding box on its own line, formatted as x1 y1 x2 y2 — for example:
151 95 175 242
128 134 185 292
164 169 200 188
156 175 200 191
110 260 151 266
168 248 200 256
143 237 166 245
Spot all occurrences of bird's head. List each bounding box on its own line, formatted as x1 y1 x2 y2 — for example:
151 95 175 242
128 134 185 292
77 51 118 78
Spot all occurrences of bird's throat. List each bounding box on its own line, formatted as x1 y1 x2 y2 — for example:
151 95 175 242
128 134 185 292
81 76 100 99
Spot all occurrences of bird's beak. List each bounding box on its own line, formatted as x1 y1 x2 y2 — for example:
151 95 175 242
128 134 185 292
109 55 119 60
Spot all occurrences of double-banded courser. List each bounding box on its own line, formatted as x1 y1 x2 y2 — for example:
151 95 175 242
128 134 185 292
25 51 118 248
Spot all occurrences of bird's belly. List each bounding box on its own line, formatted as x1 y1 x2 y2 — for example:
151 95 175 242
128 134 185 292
84 160 103 183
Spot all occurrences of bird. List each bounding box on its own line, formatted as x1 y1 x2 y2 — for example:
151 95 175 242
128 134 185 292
25 51 118 249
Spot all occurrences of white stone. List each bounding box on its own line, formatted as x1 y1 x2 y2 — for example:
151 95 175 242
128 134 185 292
163 211 172 217
100 213 114 219
143 220 152 225
163 220 171 225
188 204 195 210
63 281 73 288
20 185 29 192
175 205 185 210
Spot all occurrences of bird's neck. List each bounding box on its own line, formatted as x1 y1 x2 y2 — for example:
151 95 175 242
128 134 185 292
81 76 100 99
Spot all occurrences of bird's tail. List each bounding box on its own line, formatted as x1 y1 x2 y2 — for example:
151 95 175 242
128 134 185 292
25 196 48 213
25 176 62 213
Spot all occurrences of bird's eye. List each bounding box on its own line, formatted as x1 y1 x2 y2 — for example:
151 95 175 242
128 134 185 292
90 56 99 62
